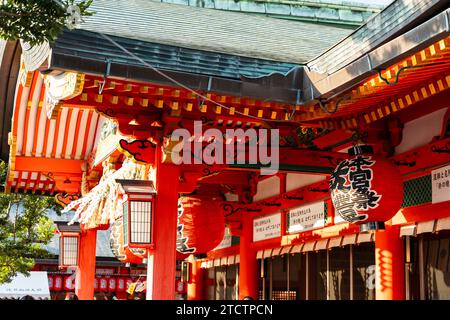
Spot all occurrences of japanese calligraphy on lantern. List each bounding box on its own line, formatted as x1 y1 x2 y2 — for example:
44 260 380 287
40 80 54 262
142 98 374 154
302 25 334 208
287 201 326 233
176 201 196 254
253 213 281 242
432 165 450 204
330 155 382 223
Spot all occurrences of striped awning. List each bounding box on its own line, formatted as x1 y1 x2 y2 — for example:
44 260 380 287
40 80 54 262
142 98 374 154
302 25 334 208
226 255 235 265
205 255 240 267
416 220 436 234
280 245 293 255
400 224 417 237
302 241 316 252
314 239 329 251
271 247 283 257
356 233 374 244
7 70 104 195
263 249 273 259
256 250 263 259
220 257 227 266
436 217 450 232
399 217 450 236
328 237 343 248
342 234 357 246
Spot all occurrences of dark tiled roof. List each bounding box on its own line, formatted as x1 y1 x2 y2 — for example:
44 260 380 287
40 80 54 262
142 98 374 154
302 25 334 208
75 0 351 65
158 0 384 27
43 210 115 259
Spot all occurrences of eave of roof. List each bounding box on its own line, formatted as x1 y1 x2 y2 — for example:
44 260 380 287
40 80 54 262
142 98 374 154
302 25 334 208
302 7 450 103
51 29 299 80
307 0 450 74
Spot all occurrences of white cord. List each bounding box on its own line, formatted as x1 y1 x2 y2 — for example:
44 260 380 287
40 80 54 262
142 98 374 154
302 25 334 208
99 33 302 125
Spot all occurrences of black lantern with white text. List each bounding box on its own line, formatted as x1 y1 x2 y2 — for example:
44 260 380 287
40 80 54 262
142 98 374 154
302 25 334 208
116 179 156 249
55 221 81 267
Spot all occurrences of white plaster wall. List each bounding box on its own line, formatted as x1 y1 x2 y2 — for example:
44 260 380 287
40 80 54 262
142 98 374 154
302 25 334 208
286 173 326 192
395 108 448 154
253 175 280 201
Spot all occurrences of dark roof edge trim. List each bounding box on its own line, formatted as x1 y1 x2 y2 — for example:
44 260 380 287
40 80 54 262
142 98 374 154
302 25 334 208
303 8 450 103
47 51 303 105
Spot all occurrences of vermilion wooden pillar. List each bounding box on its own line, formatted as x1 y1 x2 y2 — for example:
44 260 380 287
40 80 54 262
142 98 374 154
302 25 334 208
75 229 97 300
151 154 180 299
187 257 204 300
375 225 405 300
239 214 258 300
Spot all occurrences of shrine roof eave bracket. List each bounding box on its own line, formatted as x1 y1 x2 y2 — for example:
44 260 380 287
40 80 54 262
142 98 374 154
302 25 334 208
302 8 450 103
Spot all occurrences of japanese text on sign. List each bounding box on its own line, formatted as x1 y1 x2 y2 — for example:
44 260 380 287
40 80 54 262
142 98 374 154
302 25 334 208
432 164 450 204
253 213 281 242
288 201 326 233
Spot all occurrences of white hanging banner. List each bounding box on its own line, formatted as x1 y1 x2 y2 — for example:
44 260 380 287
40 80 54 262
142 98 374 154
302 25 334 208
253 213 281 242
432 165 450 204
287 201 326 233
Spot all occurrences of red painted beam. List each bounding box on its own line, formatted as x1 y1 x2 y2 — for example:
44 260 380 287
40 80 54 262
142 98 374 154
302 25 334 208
14 157 84 175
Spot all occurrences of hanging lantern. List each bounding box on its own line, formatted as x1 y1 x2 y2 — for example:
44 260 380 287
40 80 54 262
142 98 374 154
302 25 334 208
94 277 99 291
116 179 156 249
108 278 117 292
54 275 63 291
329 145 404 232
99 277 108 292
63 276 75 291
48 275 54 291
175 280 186 294
55 222 81 267
117 277 126 293
176 199 225 255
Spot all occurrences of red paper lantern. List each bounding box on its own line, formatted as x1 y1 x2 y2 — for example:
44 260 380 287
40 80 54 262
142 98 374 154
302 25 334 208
108 278 117 292
94 277 99 291
117 277 126 293
48 275 54 290
176 199 225 255
99 277 108 292
175 280 186 294
54 275 63 291
330 145 403 231
63 276 75 291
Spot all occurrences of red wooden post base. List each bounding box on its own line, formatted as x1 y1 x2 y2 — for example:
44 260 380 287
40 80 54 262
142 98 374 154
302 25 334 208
187 257 204 300
375 225 405 300
75 229 97 300
239 215 259 300
151 155 180 299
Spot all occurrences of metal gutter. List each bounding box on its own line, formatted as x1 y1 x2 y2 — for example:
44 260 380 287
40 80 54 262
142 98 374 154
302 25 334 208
302 8 450 103
47 51 303 104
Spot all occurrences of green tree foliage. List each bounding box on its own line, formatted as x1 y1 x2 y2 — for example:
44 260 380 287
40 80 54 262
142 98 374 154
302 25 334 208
0 161 60 284
0 0 94 46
